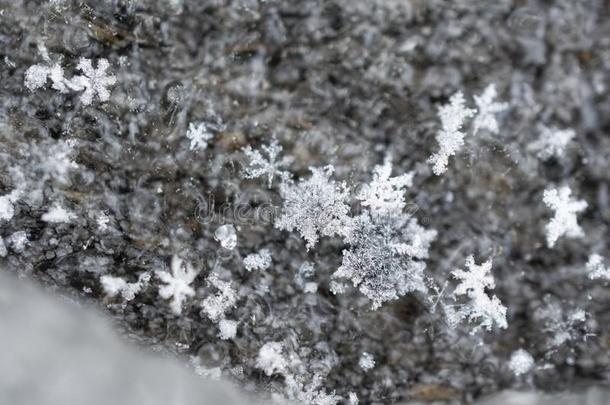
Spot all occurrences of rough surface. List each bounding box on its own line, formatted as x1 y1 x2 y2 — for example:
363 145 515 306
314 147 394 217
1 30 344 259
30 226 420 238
1 0 609 403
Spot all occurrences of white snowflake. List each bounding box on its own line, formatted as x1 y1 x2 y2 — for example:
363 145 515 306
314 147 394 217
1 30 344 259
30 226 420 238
508 349 535 376
201 274 237 322
357 157 413 216
96 212 110 231
186 122 215 150
528 126 575 160
242 139 293 188
276 165 351 250
24 63 71 93
449 256 507 332
256 342 287 376
155 255 198 315
69 58 116 105
428 91 476 175
218 319 238 340
472 83 508 135
543 186 587 248
9 231 28 253
243 249 272 271
586 254 610 281
100 272 150 301
348 392 359 405
358 352 375 371
0 189 21 222
41 204 76 223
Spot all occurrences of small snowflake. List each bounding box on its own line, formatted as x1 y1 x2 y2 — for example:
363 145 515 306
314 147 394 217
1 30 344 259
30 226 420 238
472 83 508 135
256 342 287 376
201 274 237 322
100 272 150 301
155 255 198 315
96 212 110 231
242 139 293 188
0 189 21 222
41 204 76 223
450 256 507 332
218 319 238 340
528 126 575 160
508 349 535 376
358 352 375 371
9 231 28 253
357 157 413 216
243 249 272 271
186 122 215 150
428 91 476 175
543 186 587 248
276 165 351 250
586 254 610 281
69 58 116 105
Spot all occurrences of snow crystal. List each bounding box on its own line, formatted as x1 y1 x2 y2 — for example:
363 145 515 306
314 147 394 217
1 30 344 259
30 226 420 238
586 254 610 281
358 352 375 371
155 256 198 315
256 342 287 376
186 122 215 151
243 249 272 271
543 186 587 248
528 126 575 160
201 274 237 322
428 91 476 175
218 319 238 340
472 83 508 135
242 139 293 188
41 205 76 223
508 349 534 376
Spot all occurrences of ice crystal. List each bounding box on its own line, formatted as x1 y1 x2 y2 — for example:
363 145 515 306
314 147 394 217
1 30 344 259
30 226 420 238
186 122 215 151
155 256 198 315
243 249 272 271
218 319 238 340
276 165 351 250
357 157 413 216
472 83 508 135
528 126 575 160
358 352 375 371
201 274 237 322
450 256 507 332
214 224 237 250
242 139 293 188
508 349 535 376
543 186 587 248
100 272 150 301
428 91 476 175
256 342 287 376
586 254 610 281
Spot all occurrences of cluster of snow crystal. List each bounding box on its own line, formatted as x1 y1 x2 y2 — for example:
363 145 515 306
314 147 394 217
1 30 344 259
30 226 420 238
25 58 116 105
101 272 151 301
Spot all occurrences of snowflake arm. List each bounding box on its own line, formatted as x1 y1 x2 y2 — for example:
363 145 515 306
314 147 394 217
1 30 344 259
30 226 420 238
428 91 476 175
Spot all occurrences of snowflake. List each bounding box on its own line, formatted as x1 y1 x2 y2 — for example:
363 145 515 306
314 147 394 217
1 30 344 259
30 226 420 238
333 212 435 309
348 392 359 405
69 58 116 105
586 254 610 281
218 319 238 340
256 342 287 376
186 122 215 150
284 374 341 405
358 352 375 371
155 255 198 315
41 204 76 223
472 83 508 135
100 272 150 301
201 274 237 322
508 349 534 376
543 186 587 248
0 189 21 222
96 212 110 231
535 301 588 349
428 91 476 175
449 256 507 332
528 126 575 160
275 165 351 250
242 139 293 188
243 249 272 271
357 157 413 216
9 231 28 253
24 63 71 93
